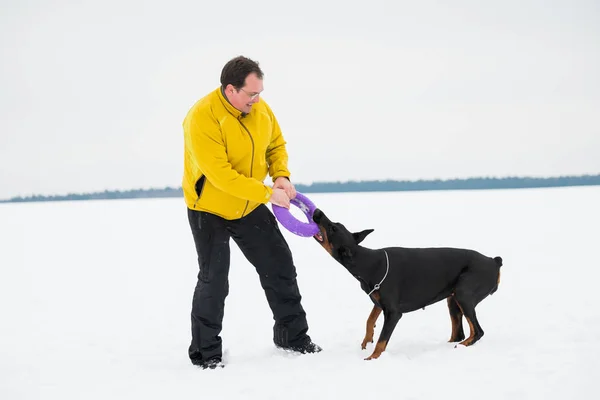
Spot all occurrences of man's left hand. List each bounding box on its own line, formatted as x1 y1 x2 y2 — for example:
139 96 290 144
273 177 296 200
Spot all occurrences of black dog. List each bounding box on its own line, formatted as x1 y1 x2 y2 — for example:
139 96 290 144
312 208 502 360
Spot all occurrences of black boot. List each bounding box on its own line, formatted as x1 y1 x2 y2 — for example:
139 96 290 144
192 356 225 370
277 339 323 354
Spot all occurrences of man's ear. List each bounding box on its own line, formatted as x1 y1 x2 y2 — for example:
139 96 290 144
338 245 353 261
353 229 374 244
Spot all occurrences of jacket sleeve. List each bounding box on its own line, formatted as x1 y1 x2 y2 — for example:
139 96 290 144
185 109 273 204
265 105 291 182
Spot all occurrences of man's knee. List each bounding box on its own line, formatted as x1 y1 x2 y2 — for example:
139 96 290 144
193 280 229 309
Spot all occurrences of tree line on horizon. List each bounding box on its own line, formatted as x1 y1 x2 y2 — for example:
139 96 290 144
1 174 599 203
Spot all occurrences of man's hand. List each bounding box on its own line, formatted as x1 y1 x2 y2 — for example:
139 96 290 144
273 177 296 200
269 188 290 208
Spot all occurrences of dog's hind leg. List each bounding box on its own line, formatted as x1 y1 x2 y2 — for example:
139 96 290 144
361 305 382 349
447 296 465 342
365 310 402 360
453 291 484 347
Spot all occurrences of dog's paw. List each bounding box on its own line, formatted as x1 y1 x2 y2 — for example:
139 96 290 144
364 352 381 361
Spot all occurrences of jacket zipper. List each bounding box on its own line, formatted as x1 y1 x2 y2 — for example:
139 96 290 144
239 119 254 217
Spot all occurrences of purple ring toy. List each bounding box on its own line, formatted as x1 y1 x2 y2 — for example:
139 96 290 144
271 191 320 237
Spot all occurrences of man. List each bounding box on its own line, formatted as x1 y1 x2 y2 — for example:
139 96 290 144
181 56 321 369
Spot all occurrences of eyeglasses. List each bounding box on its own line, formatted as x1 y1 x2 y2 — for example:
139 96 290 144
239 88 261 100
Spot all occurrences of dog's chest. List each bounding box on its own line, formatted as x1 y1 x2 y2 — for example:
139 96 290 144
357 280 382 307
356 276 372 294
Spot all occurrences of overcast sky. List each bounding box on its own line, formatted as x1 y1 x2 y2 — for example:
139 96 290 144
1 0 599 199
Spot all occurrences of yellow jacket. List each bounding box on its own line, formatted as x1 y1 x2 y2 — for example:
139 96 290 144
182 87 291 220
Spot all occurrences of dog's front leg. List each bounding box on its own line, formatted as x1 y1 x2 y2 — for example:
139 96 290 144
365 310 402 360
361 305 382 349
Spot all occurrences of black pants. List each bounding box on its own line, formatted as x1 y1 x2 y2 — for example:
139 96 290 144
187 204 311 362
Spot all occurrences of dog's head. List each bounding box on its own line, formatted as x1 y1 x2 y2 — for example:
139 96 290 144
312 208 374 264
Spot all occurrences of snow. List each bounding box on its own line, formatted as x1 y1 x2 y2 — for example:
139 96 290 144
1 186 598 399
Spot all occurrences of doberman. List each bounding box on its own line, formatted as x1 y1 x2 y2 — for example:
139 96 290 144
312 208 502 360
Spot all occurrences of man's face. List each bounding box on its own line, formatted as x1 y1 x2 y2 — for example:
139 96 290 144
226 72 263 114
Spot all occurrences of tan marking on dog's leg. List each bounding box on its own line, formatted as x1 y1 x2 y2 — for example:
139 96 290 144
361 306 382 349
365 340 387 360
448 297 455 341
497 270 501 286
458 317 476 346
447 297 463 342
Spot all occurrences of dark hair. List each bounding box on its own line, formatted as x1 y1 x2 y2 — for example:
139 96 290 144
220 56 264 89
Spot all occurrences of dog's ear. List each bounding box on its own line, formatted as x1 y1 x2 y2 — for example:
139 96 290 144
338 245 353 261
353 229 374 244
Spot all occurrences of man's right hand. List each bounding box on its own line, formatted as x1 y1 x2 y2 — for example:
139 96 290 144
269 188 290 208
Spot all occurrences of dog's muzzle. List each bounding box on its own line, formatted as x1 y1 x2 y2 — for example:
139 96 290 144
312 209 325 242
314 231 324 242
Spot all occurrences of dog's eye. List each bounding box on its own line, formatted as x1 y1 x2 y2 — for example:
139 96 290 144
331 225 337 232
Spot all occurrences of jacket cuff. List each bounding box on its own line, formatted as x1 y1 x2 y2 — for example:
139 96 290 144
272 175 290 183
263 185 274 203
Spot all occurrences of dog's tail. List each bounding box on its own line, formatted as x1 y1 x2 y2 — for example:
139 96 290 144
490 256 503 295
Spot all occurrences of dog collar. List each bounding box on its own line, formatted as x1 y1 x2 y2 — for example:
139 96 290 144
367 250 389 296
